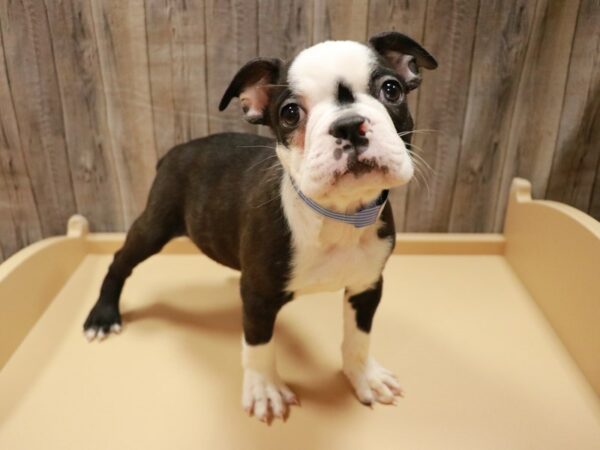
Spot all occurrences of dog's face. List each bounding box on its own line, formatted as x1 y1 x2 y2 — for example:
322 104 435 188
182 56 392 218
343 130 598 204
220 32 437 206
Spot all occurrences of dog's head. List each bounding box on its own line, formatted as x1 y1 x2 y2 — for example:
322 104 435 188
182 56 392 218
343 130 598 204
219 32 437 207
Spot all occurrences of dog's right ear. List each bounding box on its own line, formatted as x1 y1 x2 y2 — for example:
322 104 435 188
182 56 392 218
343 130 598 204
218 58 282 124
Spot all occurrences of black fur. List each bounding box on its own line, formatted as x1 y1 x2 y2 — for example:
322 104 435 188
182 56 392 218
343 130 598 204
84 34 436 348
347 278 383 333
84 133 294 344
336 81 355 105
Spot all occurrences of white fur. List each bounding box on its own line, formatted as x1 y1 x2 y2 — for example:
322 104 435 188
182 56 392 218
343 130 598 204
281 175 393 295
288 41 375 108
278 42 408 405
84 323 122 342
241 339 298 421
285 40 414 200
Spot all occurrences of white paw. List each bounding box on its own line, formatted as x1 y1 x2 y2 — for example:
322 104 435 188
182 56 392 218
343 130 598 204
84 323 122 342
242 369 299 423
344 357 403 405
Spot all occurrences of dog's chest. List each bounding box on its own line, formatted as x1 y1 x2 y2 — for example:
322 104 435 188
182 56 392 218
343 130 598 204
287 228 392 295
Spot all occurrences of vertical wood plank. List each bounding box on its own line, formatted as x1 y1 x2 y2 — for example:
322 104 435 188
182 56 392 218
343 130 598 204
491 0 581 230
256 0 313 138
90 0 158 226
404 0 480 232
0 25 42 260
546 0 600 218
0 0 77 236
45 0 125 232
313 0 368 43
367 0 428 116
145 0 210 158
448 0 537 232
204 0 258 135
259 0 313 58
367 0 430 231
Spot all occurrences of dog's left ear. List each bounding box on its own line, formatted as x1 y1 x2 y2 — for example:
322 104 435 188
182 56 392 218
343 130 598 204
369 32 437 91
219 58 282 124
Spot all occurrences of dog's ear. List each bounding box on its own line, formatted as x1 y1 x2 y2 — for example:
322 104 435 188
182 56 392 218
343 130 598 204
369 32 437 91
218 58 282 124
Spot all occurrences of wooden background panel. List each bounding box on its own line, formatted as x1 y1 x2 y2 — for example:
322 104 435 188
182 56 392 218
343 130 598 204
367 0 429 231
204 0 259 134
46 0 125 232
259 0 313 57
546 0 600 214
90 0 158 226
0 25 42 258
313 0 368 43
404 0 480 232
257 0 313 138
145 0 210 158
0 0 77 236
449 0 537 232
0 0 599 262
492 0 581 230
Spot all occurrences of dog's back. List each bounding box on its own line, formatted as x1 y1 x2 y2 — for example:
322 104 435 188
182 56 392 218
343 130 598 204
149 132 283 269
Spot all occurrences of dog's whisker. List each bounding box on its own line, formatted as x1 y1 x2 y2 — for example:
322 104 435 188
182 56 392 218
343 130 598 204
246 153 280 172
414 165 432 199
237 145 276 149
407 149 434 173
398 129 439 138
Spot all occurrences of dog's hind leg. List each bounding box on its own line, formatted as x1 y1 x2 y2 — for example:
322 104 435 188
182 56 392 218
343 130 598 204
83 171 184 341
83 210 177 340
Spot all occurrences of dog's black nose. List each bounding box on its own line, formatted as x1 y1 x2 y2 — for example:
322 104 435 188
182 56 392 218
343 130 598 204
329 115 369 147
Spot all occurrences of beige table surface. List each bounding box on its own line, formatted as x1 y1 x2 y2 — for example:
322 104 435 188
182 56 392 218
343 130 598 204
1 253 599 450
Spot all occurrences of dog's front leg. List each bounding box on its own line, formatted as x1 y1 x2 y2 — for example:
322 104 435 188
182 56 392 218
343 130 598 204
342 277 404 405
241 286 298 422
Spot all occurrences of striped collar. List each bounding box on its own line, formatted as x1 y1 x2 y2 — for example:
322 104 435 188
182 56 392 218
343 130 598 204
289 176 388 228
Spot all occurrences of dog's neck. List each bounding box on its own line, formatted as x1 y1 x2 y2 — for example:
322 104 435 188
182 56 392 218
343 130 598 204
280 175 382 249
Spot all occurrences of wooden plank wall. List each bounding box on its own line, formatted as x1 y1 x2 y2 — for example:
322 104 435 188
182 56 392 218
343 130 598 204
0 0 598 261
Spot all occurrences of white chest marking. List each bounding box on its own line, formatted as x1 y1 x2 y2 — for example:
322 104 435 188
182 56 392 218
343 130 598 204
281 176 393 295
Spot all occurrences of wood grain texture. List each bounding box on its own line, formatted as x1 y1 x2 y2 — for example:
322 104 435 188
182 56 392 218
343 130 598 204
492 0 581 231
449 0 537 232
546 0 600 215
367 0 428 114
90 0 158 226
0 0 76 236
256 0 313 138
403 0 480 232
259 0 313 57
313 0 368 43
45 0 125 232
0 25 42 259
204 0 258 135
145 0 209 158
367 0 429 231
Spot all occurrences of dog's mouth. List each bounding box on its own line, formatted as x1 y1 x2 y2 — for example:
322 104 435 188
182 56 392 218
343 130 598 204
336 157 389 180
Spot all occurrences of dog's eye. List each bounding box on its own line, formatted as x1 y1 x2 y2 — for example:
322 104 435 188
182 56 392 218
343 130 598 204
280 103 305 128
379 79 403 103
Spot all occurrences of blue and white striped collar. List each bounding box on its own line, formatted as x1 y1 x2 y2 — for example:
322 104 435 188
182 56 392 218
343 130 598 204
288 176 388 228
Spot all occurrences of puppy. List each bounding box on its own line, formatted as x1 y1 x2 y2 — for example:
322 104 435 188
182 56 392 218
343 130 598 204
83 32 437 423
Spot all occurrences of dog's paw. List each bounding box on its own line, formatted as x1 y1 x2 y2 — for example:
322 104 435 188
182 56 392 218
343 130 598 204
344 357 403 406
242 369 299 423
83 301 122 341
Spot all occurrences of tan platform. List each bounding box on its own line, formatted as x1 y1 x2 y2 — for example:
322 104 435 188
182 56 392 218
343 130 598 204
1 178 599 450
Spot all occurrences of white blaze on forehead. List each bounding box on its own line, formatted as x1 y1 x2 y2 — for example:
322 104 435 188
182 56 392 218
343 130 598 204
288 41 375 107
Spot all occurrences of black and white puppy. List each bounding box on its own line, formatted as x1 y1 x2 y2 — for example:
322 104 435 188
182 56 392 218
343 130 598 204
83 32 437 422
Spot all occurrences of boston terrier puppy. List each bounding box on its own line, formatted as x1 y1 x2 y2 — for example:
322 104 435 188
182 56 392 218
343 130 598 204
83 32 437 423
